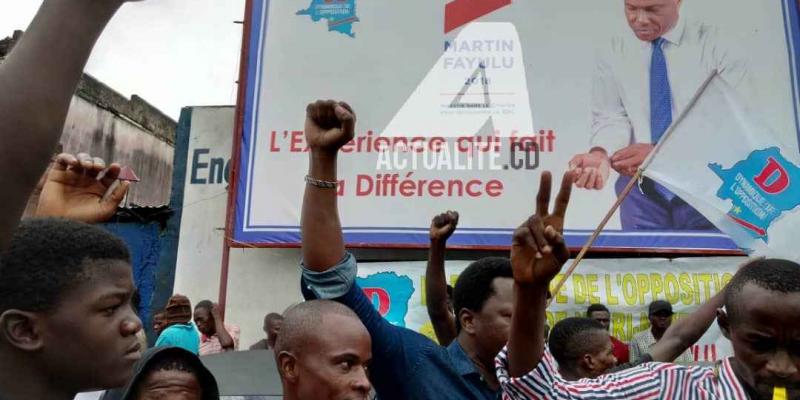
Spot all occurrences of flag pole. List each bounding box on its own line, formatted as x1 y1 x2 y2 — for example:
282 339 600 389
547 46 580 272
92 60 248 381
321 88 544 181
547 70 719 307
640 70 719 171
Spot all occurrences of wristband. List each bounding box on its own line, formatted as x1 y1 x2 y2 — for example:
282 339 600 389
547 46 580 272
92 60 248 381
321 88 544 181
305 175 338 189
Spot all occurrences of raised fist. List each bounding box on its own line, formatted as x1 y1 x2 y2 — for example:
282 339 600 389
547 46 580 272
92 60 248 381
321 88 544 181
430 211 459 242
304 100 356 156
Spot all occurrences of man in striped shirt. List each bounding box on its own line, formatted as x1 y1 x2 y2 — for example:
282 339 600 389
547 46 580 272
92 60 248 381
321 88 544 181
498 198 800 400
546 284 729 381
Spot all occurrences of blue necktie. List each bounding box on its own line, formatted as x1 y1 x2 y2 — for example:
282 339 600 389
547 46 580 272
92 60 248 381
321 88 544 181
649 37 675 201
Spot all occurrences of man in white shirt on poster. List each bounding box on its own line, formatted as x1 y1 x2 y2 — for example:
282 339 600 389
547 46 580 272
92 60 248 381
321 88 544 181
569 0 748 230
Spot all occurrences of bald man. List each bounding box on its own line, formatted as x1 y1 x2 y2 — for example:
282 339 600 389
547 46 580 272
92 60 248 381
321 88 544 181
251 313 284 350
275 300 372 400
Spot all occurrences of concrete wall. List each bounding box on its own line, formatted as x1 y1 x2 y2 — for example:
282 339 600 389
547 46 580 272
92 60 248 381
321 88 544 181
61 95 174 206
224 249 303 348
75 75 176 145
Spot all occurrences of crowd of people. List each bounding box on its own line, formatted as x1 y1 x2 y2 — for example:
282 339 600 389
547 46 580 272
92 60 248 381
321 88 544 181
0 0 799 399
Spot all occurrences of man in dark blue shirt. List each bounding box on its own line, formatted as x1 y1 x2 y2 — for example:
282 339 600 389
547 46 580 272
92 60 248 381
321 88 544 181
299 100 515 399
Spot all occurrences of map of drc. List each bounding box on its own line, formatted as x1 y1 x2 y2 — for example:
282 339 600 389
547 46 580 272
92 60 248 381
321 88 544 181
357 272 414 327
297 0 359 38
709 146 800 241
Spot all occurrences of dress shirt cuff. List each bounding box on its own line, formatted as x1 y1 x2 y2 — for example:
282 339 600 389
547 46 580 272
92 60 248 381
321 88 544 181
589 129 629 155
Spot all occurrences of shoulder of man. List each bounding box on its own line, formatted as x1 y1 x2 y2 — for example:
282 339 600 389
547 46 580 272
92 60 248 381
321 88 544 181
599 25 639 58
610 335 626 344
161 324 182 334
681 18 722 46
631 329 648 340
249 339 268 350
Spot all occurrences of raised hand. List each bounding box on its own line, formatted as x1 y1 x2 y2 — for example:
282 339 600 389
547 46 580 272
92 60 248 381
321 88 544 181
511 171 573 286
426 210 460 345
301 100 356 269
430 211 459 243
211 303 223 321
304 100 356 156
0 0 145 250
35 153 129 223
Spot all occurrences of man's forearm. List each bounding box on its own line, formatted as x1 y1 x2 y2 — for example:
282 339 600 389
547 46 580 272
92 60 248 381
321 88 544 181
301 153 345 270
649 290 725 362
426 239 456 344
0 0 124 249
215 321 235 349
507 282 549 378
426 240 448 310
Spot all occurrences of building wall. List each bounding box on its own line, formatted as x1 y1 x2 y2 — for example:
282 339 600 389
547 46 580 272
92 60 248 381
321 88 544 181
60 95 174 206
224 249 303 348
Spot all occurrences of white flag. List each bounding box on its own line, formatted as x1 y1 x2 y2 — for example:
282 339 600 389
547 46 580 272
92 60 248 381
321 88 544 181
643 72 800 261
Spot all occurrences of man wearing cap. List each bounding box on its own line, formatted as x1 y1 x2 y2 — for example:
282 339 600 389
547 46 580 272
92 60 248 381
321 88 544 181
155 294 200 355
629 299 694 364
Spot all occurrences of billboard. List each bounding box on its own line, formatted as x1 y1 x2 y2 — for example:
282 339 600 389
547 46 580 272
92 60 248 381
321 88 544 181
231 0 800 250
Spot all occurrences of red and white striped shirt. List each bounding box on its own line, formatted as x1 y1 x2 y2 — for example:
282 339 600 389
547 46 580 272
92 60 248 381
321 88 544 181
199 323 240 356
496 346 749 399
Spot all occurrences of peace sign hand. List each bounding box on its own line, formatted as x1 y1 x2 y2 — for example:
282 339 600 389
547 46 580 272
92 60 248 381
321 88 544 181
511 171 573 286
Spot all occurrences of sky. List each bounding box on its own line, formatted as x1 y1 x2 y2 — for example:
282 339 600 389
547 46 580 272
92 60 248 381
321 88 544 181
1 0 247 120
